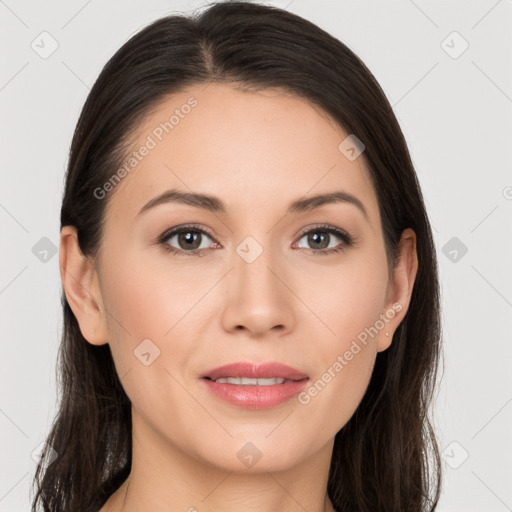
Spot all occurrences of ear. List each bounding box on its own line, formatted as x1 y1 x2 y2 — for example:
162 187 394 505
377 228 418 352
59 226 109 346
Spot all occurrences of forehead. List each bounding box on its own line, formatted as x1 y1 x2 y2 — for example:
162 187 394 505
106 82 379 225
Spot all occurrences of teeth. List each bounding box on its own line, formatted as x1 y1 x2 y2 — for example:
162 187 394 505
213 377 286 385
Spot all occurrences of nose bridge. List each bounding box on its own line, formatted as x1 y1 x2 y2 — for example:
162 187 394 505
220 233 294 335
234 233 282 301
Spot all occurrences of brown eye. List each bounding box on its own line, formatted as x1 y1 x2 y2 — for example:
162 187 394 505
159 225 217 256
294 225 354 255
174 230 203 250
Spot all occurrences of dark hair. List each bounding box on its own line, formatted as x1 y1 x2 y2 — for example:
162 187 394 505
31 2 443 511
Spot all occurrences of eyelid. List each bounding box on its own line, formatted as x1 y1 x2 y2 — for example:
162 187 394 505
157 223 220 246
294 223 349 240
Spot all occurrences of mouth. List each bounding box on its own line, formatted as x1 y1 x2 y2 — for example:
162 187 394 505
201 361 309 381
200 362 309 409
203 376 306 385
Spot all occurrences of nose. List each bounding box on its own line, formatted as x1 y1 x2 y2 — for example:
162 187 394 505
220 243 295 338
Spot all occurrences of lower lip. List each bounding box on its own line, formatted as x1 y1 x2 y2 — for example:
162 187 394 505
201 378 309 409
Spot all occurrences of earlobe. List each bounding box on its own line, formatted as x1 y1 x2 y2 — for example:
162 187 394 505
377 228 418 353
59 226 109 346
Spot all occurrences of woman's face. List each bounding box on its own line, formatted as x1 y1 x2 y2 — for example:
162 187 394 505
64 82 416 473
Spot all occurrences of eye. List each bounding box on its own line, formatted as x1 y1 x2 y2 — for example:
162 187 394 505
157 223 356 257
293 224 355 256
158 224 219 256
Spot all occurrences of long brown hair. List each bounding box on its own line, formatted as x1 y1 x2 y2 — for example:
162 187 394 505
31 2 443 510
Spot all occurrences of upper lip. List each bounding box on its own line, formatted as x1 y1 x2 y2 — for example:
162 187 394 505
201 362 309 381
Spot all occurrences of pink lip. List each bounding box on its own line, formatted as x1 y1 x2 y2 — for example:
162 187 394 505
201 361 308 381
200 362 309 410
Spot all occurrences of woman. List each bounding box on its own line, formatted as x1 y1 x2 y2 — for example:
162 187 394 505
31 2 443 511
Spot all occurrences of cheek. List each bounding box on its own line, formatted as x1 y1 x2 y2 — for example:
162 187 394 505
98 248 224 384
301 344 377 438
297 246 388 347
291 252 387 428
97 254 203 422
97 254 171 372
297 305 379 436
100 249 212 340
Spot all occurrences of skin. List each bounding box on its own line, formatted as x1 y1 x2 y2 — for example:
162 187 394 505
60 82 418 512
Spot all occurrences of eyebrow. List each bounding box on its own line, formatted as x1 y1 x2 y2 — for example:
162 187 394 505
138 188 370 222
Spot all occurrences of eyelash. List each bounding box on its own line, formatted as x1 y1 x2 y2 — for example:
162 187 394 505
157 223 356 257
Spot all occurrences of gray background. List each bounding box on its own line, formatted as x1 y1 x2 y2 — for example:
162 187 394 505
1 0 511 510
